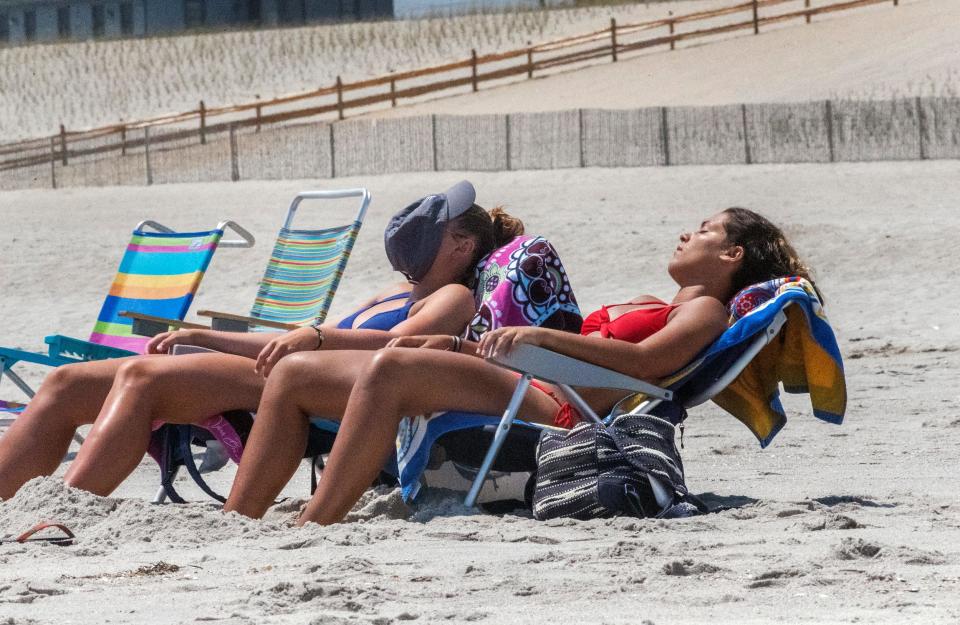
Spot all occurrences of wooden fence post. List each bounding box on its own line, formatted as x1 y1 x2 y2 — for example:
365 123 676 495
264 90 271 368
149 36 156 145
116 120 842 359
199 100 206 145
471 49 478 92
229 123 239 182
505 115 512 171
336 76 344 120
669 20 675 50
431 114 438 171
916 96 927 160
49 137 57 189
527 42 534 79
328 123 336 178
741 103 752 164
120 125 127 156
578 108 585 168
59 124 67 166
660 107 671 166
610 18 618 62
805 0 811 24
390 75 397 107
144 127 153 185
824 100 835 163
752 0 759 35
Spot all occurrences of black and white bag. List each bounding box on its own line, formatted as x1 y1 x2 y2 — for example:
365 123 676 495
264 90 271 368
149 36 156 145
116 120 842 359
532 412 705 521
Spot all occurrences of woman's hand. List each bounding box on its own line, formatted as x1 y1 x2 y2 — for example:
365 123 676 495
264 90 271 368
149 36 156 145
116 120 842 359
478 326 544 359
146 329 199 354
386 335 460 351
254 326 322 377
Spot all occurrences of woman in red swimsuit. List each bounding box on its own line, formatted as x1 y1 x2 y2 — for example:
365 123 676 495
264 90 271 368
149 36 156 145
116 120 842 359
225 207 818 524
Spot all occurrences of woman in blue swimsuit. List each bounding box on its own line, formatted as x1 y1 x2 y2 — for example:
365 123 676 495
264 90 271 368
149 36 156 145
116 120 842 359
0 181 524 500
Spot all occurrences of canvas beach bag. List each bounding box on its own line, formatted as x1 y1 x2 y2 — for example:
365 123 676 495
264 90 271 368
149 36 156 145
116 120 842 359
532 412 705 521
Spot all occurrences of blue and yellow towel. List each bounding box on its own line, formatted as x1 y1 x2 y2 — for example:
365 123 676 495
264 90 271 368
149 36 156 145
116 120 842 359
664 277 846 447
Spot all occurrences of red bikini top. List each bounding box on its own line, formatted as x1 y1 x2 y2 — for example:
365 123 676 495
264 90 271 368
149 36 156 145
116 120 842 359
580 300 678 344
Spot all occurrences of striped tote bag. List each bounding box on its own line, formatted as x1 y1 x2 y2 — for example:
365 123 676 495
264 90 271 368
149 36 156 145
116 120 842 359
532 413 703 521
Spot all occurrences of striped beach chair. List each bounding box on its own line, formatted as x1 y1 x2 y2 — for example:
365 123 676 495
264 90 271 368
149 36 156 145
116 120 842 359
197 189 371 332
0 220 254 432
124 189 370 335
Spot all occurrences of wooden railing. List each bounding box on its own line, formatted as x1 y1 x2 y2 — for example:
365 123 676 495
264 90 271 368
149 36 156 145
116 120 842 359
0 0 903 174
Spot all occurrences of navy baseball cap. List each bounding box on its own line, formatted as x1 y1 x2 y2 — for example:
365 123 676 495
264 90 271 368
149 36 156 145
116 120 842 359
384 180 477 283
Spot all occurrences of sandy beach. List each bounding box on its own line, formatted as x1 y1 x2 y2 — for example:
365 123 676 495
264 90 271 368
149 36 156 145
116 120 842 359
1 161 959 623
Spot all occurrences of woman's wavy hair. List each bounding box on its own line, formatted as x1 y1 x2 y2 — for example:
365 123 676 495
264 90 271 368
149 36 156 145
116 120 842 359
449 205 525 287
722 207 821 300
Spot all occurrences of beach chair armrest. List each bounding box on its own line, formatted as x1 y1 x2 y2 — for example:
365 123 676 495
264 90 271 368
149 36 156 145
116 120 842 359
487 344 673 400
195 310 299 332
119 311 210 337
43 335 137 361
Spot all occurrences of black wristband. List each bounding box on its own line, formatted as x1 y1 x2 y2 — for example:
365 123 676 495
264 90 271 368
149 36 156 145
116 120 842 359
312 325 325 350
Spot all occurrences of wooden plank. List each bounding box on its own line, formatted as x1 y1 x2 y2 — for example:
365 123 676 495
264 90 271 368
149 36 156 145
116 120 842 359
196 309 299 330
118 311 208 330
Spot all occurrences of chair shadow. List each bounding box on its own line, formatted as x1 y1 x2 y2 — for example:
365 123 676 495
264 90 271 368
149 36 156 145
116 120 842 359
695 492 759 510
812 495 896 509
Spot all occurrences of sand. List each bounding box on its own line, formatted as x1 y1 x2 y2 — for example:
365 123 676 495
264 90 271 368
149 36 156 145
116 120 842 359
1 161 959 623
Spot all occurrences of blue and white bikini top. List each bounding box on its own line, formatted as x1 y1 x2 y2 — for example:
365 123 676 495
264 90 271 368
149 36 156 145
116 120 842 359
335 292 415 331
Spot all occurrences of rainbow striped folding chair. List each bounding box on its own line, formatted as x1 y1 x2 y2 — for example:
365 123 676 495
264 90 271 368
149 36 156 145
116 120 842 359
0 220 254 432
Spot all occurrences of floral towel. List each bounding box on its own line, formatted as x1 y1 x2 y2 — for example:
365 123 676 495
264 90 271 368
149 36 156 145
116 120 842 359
466 235 581 341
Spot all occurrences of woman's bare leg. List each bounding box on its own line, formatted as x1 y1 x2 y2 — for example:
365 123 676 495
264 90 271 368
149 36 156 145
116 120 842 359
62 353 265 496
0 357 134 499
299 348 559 526
223 350 376 519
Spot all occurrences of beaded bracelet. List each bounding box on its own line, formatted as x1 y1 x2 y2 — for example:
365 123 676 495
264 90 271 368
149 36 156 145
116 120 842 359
312 325 325 350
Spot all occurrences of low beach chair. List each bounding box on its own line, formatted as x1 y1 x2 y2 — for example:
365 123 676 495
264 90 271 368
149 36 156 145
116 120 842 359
146 189 370 503
394 277 847 509
0 221 254 434
389 234 585 501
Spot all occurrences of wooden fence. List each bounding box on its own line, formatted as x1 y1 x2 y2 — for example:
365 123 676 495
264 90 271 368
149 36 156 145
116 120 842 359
4 96 957 190
0 0 905 174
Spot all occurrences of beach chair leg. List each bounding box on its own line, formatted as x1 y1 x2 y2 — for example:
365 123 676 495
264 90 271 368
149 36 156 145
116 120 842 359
464 374 531 508
153 473 175 504
1 366 36 400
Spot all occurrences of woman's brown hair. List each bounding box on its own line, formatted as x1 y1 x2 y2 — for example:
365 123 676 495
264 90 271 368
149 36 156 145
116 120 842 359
722 207 821 300
450 205 525 286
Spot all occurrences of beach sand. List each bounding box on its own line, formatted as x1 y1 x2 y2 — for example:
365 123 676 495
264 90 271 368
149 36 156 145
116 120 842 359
1 161 959 623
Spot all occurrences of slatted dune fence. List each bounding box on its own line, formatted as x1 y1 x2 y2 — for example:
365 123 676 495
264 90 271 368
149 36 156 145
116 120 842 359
3 95 958 190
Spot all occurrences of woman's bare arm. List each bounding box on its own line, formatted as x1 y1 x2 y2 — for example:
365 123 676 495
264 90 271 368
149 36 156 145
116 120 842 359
147 329 284 359
255 284 476 376
479 296 729 381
